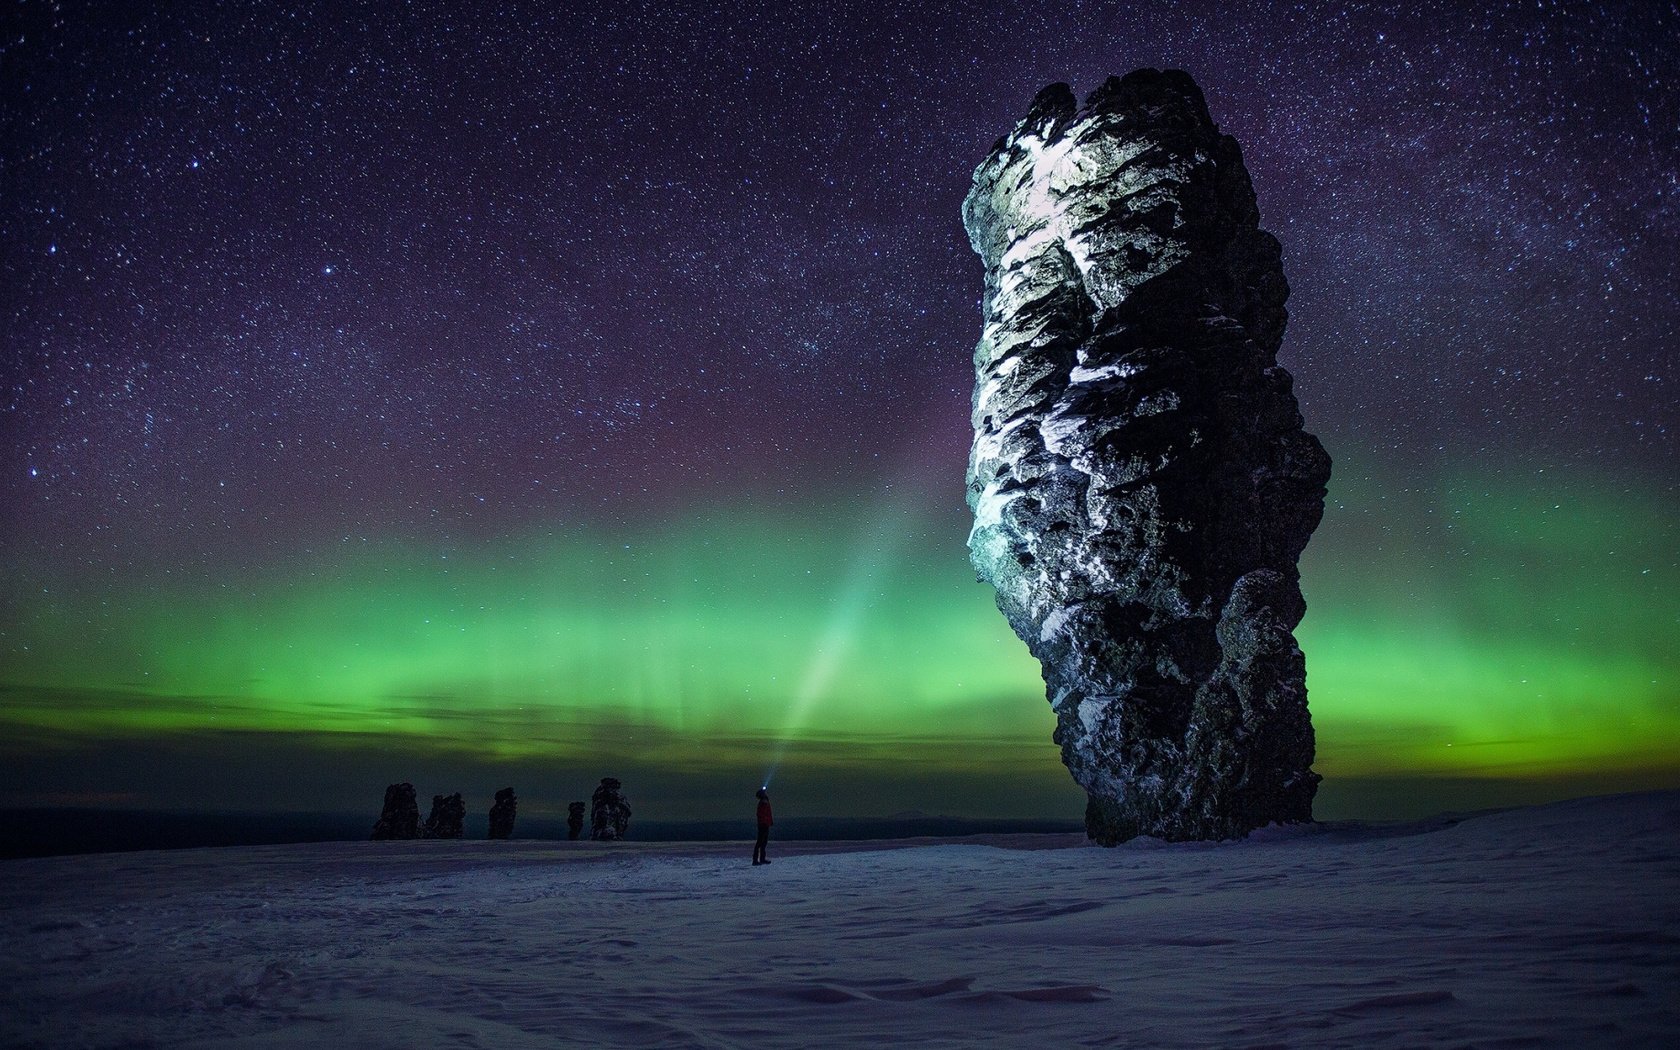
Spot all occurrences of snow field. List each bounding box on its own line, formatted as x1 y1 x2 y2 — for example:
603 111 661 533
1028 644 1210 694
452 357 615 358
3 792 1677 1048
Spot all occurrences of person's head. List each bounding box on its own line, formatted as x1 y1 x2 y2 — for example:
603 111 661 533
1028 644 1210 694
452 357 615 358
756 787 768 800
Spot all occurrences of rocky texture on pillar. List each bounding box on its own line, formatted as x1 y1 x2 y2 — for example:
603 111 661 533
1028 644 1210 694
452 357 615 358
963 69 1331 844
590 778 632 841
487 787 517 840
567 801 586 841
370 782 421 840
422 792 466 839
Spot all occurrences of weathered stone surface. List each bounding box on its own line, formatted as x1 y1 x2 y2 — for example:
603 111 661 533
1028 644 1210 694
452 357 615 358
370 782 420 840
963 69 1331 844
422 792 465 839
487 787 517 840
567 801 586 841
590 778 632 841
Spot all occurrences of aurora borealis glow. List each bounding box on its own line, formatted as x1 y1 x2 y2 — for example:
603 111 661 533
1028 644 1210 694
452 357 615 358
4 461 1674 820
3 1 1676 826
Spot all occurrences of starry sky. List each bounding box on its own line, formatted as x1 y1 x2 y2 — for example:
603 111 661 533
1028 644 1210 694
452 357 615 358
3 0 1676 825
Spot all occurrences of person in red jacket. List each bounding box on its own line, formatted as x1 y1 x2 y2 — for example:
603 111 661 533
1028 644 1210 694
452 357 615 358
752 787 773 865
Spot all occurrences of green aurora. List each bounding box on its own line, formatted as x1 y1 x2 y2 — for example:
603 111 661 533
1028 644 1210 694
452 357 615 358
2 460 1676 820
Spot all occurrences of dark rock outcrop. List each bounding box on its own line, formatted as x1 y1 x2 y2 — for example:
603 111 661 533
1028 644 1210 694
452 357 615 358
422 792 466 839
963 69 1331 844
567 801 586 841
370 782 420 840
590 778 632 841
487 787 517 840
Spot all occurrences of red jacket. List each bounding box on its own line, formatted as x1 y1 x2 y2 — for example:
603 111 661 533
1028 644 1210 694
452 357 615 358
757 800 773 828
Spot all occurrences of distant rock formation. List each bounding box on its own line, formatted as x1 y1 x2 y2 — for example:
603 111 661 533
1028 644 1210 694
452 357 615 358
567 801 586 841
370 782 420 840
487 787 517 840
963 69 1331 844
590 778 632 841
422 792 466 839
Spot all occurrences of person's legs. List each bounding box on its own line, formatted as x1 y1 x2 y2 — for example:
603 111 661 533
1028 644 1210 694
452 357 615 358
753 825 769 864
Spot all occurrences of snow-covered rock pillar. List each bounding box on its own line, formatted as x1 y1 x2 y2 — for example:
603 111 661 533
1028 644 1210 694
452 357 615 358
963 70 1332 844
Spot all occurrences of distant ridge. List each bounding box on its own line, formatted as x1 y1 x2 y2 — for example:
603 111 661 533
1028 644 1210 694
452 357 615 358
0 808 1085 860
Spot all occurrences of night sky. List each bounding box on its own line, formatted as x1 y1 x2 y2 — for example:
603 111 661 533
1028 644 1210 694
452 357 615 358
3 0 1676 825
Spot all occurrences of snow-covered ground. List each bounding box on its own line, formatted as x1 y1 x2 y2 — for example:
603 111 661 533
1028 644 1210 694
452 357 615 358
3 791 1676 1048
